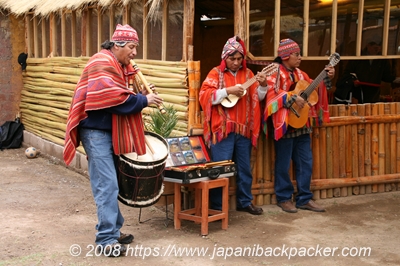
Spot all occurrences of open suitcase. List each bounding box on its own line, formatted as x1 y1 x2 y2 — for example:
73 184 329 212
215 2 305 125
163 135 237 184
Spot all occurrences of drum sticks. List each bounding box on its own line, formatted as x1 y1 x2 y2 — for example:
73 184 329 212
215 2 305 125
130 60 166 114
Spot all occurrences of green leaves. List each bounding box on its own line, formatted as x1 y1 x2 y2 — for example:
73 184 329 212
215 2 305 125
144 105 178 138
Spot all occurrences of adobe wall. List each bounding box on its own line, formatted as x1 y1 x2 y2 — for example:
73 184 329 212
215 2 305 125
0 14 25 125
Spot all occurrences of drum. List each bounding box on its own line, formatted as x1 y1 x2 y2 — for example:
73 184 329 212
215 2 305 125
118 131 169 208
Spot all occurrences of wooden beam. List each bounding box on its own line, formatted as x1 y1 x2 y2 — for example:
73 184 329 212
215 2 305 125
274 0 280 58
356 0 364 56
143 0 148 60
382 0 390 56
161 1 168 61
50 14 58 57
182 0 188 61
71 11 76 57
33 16 39 58
183 0 194 62
97 6 103 53
86 9 92 56
303 0 309 57
61 12 67 56
331 0 338 54
123 4 131 25
25 15 33 57
109 5 115 38
81 10 88 57
41 19 47 57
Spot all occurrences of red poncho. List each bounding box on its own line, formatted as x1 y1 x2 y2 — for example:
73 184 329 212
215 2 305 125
63 50 146 165
199 67 261 147
263 64 330 140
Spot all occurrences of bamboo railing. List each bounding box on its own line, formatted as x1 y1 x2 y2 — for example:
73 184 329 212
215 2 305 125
229 102 400 208
20 57 196 152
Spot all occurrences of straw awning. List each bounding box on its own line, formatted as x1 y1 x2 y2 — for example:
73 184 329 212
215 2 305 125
0 0 149 17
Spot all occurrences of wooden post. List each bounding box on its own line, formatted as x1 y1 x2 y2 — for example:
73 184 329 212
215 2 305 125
33 16 39 57
161 2 168 61
71 11 76 57
365 104 372 193
390 103 397 191
41 18 47 57
25 14 33 57
357 104 365 195
320 126 329 198
142 0 148 59
327 106 335 197
397 103 400 173
109 5 115 39
336 105 347 196
234 0 246 40
378 103 385 192
371 104 379 192
97 6 103 53
61 12 66 56
50 13 58 57
312 128 321 200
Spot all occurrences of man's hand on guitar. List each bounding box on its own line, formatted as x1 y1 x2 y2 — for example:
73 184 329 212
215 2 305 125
226 85 245 97
294 95 307 109
256 71 268 87
325 66 335 79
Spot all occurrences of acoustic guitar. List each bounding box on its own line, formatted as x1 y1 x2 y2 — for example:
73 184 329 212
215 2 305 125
288 53 340 128
221 63 278 108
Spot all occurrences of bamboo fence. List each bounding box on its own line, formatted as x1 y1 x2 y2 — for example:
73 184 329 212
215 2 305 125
229 102 400 208
20 57 197 154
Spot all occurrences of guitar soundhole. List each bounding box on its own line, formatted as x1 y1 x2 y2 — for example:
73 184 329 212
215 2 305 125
300 91 308 101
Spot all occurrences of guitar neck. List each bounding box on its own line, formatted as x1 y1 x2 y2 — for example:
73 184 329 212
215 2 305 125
240 75 257 91
303 69 327 97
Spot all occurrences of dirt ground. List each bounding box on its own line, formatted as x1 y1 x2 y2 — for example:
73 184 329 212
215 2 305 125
1 147 400 266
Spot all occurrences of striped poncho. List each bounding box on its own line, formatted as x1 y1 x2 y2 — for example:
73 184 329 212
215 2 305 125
263 64 330 140
199 67 261 147
63 49 146 165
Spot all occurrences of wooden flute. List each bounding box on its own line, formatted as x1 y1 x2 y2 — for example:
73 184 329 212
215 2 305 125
130 60 166 114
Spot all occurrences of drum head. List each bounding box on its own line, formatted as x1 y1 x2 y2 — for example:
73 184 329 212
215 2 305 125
122 131 169 165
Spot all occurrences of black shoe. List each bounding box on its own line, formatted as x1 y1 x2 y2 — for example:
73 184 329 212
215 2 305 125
236 203 263 215
103 243 127 257
118 232 134 244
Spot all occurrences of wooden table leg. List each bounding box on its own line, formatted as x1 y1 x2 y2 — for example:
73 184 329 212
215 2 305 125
174 183 181 230
201 181 209 236
221 178 228 230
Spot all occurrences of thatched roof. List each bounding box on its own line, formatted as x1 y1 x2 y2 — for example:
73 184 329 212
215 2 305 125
0 0 163 17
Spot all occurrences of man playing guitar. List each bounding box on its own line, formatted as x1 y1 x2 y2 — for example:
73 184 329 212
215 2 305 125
261 38 335 213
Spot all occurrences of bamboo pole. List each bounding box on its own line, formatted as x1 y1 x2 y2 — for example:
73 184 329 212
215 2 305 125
312 128 321 200
378 103 385 192
24 84 73 97
397 103 400 173
371 104 379 192
337 105 347 197
326 106 335 198
230 173 400 195
194 61 201 125
365 104 372 194
357 104 365 195
390 103 397 175
320 126 328 199
384 103 392 176
254 142 264 206
347 104 357 195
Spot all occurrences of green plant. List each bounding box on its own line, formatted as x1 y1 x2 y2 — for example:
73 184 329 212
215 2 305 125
144 104 178 138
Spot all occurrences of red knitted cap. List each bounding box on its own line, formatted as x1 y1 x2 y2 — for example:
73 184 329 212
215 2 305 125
111 24 139 44
277 38 300 60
